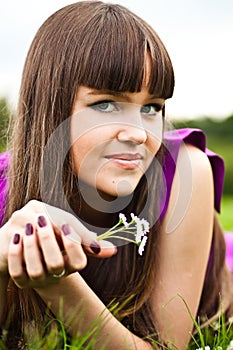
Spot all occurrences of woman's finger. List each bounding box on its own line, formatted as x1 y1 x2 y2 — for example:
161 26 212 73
8 232 29 288
21 201 117 257
41 204 117 258
82 238 118 258
60 224 87 271
36 215 65 275
23 223 46 280
59 222 117 258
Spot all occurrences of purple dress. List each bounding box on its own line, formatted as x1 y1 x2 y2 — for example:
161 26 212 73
0 128 232 270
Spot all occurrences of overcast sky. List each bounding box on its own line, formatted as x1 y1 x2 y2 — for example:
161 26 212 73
0 0 233 119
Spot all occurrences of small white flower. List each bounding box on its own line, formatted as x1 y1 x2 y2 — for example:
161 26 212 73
119 213 129 228
97 213 149 255
136 220 144 233
135 218 150 243
130 213 140 223
195 347 210 350
138 235 148 255
135 231 143 244
227 340 233 350
140 218 150 234
212 320 220 330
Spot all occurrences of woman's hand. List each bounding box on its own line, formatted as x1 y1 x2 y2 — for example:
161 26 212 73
0 200 116 288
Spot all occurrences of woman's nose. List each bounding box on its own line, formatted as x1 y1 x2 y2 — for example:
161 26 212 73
117 122 147 144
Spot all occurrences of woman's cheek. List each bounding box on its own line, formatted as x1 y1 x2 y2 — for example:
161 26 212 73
147 135 162 157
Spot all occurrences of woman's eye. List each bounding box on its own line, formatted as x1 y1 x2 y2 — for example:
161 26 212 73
141 104 162 116
90 101 118 113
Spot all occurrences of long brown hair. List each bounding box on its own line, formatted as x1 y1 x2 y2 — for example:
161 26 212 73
3 0 231 346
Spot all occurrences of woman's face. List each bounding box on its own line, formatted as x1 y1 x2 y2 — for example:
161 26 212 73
70 84 165 198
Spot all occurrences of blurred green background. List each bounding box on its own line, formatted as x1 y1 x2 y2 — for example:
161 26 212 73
0 98 232 231
0 98 11 154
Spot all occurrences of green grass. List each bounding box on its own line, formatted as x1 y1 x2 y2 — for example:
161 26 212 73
1 317 232 350
187 315 233 350
1 299 233 350
219 195 233 232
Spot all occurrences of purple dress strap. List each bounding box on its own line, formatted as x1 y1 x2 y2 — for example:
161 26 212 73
163 128 224 217
163 129 233 272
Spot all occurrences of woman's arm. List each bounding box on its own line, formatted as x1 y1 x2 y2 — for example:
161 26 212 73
35 273 153 350
150 143 214 349
2 200 152 349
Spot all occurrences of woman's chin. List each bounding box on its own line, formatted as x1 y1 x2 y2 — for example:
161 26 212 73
99 180 135 199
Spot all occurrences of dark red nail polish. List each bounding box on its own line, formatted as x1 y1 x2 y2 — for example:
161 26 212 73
13 233 20 244
25 223 33 235
38 215 47 228
61 224 71 236
90 241 101 255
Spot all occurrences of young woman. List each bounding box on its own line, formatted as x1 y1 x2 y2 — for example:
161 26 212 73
0 1 233 349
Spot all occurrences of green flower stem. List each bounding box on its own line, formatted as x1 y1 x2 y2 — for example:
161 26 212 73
108 221 123 231
97 235 136 244
97 226 137 241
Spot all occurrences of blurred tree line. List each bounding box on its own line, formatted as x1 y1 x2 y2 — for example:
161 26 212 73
173 115 233 195
0 98 11 152
0 97 232 194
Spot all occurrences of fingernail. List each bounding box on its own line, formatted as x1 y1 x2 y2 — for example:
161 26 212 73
25 223 33 235
61 224 71 236
13 233 20 244
90 241 101 255
38 215 47 228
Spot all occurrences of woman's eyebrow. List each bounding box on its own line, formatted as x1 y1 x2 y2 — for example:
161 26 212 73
87 90 130 100
87 90 161 100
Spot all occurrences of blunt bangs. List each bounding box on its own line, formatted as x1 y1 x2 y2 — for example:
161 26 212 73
20 1 175 126
67 3 175 99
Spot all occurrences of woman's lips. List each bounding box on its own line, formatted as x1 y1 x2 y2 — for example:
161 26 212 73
105 153 143 169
